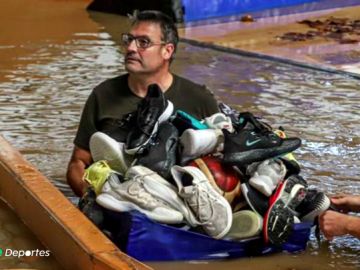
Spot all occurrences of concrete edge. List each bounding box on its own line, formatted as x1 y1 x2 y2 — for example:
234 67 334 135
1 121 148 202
0 135 151 270
180 37 360 80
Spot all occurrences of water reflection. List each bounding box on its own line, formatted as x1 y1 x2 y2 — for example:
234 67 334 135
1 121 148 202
0 2 359 270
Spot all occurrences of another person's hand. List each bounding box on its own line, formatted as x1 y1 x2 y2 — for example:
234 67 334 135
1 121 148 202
331 195 360 213
319 210 350 240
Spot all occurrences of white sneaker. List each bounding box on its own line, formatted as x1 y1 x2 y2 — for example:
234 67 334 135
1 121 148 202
97 169 184 224
202 113 234 132
171 165 233 239
90 132 133 175
247 159 287 196
125 166 198 226
179 129 223 164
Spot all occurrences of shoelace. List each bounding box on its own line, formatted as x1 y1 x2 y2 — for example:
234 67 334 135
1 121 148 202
188 181 221 224
127 175 165 206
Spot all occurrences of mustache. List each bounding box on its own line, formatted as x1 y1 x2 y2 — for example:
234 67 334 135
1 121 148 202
125 53 141 62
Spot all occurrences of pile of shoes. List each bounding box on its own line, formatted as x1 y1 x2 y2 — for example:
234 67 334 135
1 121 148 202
83 83 330 244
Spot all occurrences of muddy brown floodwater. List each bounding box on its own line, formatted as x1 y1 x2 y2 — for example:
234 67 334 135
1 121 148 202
0 0 359 269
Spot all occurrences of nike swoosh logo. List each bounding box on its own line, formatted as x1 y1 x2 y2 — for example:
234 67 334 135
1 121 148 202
246 139 261 147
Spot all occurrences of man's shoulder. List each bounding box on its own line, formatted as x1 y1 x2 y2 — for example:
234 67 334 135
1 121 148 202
175 74 205 91
93 74 128 95
174 74 215 98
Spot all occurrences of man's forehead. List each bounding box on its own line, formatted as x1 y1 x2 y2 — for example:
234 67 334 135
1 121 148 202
130 22 162 37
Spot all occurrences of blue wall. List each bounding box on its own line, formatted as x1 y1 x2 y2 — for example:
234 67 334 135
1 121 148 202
182 0 322 21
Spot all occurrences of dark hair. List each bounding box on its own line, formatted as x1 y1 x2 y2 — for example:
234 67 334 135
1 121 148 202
131 10 179 59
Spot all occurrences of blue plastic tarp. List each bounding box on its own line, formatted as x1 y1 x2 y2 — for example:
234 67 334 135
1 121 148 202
125 211 312 261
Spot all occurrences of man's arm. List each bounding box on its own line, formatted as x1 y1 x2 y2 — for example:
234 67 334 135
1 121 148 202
319 211 360 240
66 146 92 197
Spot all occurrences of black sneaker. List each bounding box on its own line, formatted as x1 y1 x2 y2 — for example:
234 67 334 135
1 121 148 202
126 84 174 154
286 174 308 190
222 128 301 166
295 189 330 223
241 182 269 216
101 112 137 143
135 121 179 180
263 199 294 246
218 102 241 129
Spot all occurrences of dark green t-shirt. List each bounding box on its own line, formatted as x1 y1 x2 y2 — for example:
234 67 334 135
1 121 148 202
74 73 219 150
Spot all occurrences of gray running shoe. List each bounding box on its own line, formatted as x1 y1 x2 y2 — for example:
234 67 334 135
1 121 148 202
97 168 184 224
171 165 233 239
90 132 133 174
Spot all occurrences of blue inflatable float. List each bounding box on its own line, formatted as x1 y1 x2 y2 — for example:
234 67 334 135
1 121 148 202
111 211 312 261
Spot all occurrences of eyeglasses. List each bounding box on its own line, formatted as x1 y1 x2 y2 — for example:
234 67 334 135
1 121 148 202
121 33 166 49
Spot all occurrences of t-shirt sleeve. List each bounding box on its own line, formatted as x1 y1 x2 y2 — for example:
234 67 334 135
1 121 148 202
73 91 98 150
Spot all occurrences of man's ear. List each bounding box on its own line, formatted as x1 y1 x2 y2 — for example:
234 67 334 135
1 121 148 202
162 43 175 60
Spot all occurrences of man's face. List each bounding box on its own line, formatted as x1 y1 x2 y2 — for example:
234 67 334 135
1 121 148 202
123 22 172 74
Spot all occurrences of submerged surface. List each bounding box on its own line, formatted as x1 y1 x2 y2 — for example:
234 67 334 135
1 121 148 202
0 0 359 269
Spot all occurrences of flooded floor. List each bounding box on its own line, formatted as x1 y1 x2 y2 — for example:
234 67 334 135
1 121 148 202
179 2 360 74
0 0 359 269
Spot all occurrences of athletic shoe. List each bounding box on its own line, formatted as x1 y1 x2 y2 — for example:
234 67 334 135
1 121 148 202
295 189 330 223
90 132 133 175
226 210 263 240
171 110 209 134
97 167 184 224
222 128 301 166
263 180 307 245
101 111 137 143
126 84 174 154
218 102 241 129
83 160 116 195
179 128 223 164
78 187 104 227
286 174 308 189
171 165 233 239
247 158 287 196
135 121 178 179
263 199 294 246
202 112 234 132
241 182 268 216
124 165 198 226
188 156 242 205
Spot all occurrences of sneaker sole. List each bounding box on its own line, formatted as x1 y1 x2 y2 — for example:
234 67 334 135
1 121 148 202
125 101 174 155
226 210 262 239
270 180 306 210
90 132 130 174
223 138 301 165
263 199 294 246
96 193 184 224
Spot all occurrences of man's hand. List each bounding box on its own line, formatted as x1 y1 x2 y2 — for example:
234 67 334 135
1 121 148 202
319 210 360 240
331 195 360 213
66 146 92 197
319 211 349 240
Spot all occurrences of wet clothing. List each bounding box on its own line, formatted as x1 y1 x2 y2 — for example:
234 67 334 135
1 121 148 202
74 73 219 150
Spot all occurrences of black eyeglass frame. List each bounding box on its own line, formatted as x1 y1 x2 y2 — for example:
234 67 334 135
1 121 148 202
121 33 166 49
